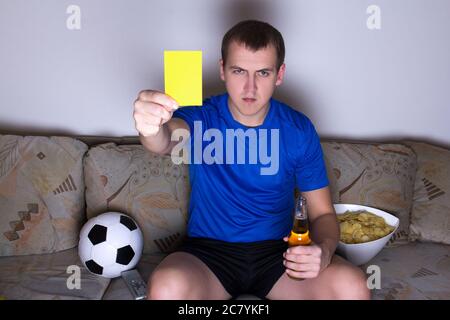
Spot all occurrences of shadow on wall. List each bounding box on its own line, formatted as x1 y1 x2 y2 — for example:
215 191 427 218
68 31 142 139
203 0 315 119
203 0 278 98
1 0 316 139
3 1 447 150
0 123 79 138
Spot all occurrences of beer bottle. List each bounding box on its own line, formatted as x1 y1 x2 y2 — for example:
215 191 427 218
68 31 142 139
288 196 312 246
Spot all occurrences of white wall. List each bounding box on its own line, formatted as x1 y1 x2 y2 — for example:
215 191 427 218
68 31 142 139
1 0 449 147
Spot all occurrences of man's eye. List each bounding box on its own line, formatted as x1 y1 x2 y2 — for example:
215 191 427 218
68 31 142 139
259 71 270 77
233 69 244 74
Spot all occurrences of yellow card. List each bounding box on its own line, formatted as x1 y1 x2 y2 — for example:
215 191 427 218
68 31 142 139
164 50 202 106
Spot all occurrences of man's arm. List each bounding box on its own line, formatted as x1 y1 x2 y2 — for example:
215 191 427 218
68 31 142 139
302 186 340 260
139 117 189 156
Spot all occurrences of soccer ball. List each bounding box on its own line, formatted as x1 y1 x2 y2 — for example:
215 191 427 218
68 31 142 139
78 212 144 278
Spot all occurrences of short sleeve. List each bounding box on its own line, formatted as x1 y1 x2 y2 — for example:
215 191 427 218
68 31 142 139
295 118 329 192
172 106 203 133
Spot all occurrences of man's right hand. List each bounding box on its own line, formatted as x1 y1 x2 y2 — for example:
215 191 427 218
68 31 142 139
133 90 179 137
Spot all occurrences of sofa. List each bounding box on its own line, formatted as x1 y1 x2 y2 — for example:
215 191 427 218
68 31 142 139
0 134 449 300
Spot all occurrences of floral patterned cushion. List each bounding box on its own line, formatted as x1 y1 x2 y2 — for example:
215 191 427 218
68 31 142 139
404 142 450 245
0 135 88 256
83 143 190 254
321 142 417 246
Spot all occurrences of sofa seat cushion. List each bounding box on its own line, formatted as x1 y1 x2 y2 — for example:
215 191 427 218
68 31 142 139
362 242 450 299
102 252 166 300
104 244 450 300
0 247 110 300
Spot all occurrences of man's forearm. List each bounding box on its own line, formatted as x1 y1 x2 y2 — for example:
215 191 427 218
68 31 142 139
139 124 172 155
310 213 340 256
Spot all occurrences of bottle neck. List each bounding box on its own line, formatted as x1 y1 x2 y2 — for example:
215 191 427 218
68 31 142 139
294 196 308 220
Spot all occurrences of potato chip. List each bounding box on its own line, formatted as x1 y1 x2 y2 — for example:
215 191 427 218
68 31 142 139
337 210 395 244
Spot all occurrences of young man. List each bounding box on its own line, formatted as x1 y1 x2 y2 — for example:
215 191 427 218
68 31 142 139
133 20 370 300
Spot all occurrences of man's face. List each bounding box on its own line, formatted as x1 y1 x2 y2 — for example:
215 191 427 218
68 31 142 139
220 41 286 120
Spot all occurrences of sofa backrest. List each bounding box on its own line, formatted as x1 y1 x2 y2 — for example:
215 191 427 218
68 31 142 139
321 142 418 246
0 135 87 256
83 142 190 255
3 133 448 257
404 141 450 245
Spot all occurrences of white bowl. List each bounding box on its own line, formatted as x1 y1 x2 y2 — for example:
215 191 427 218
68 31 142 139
334 204 399 266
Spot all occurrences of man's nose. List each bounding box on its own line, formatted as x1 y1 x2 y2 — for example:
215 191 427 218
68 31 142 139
244 74 257 92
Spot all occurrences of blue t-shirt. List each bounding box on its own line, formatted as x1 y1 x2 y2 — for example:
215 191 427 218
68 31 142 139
172 93 328 242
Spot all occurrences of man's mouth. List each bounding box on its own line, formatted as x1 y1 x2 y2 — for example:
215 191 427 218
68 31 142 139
243 98 256 103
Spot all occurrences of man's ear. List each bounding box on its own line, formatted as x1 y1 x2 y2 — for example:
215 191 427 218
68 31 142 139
219 59 225 81
275 63 286 86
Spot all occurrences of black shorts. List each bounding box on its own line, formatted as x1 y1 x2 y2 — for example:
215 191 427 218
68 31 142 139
176 237 288 299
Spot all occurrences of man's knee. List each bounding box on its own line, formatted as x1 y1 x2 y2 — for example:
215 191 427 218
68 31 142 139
329 263 371 300
147 269 193 300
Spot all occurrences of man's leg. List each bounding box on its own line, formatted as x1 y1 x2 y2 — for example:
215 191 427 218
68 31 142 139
265 254 371 300
147 251 232 300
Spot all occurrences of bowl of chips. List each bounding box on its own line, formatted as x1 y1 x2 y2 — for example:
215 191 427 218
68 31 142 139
334 204 399 266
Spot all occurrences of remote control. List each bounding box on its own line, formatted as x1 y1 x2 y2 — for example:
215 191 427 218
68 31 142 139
121 269 148 300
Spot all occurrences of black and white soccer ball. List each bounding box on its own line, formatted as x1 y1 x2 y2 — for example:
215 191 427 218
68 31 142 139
78 212 144 278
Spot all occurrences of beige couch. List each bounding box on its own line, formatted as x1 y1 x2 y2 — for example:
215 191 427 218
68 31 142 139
1 134 449 300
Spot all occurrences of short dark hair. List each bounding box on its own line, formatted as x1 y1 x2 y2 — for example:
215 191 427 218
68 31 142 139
221 20 285 71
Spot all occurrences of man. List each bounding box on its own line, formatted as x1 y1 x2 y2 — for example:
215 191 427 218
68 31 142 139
133 20 370 300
